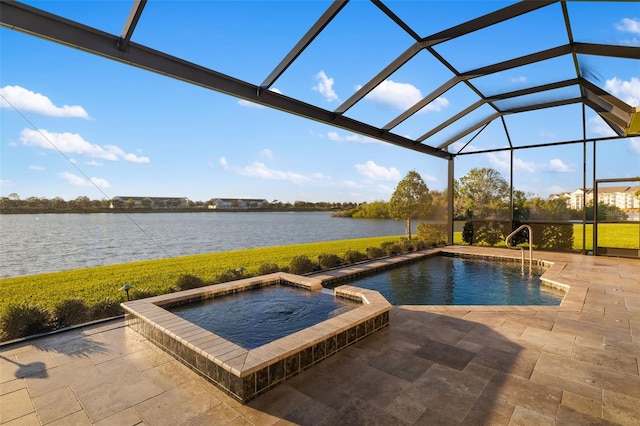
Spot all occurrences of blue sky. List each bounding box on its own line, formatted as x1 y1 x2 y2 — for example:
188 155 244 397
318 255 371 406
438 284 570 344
1 1 638 203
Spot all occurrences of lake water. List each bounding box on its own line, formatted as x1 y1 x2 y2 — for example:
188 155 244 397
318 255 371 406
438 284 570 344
0 212 412 278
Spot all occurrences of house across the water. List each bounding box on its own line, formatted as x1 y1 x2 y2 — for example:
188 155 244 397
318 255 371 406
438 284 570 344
208 198 268 210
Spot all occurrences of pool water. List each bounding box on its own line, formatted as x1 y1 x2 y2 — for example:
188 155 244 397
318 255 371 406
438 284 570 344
169 285 359 349
332 256 564 306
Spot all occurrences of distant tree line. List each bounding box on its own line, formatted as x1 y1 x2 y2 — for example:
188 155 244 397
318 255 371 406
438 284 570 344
335 167 628 222
334 167 631 251
0 193 358 214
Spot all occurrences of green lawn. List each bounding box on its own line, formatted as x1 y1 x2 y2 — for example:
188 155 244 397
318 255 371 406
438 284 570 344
573 223 640 250
0 236 398 315
454 223 639 251
2 223 637 317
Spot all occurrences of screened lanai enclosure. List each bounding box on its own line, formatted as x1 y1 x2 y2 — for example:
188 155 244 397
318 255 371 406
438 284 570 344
2 0 638 257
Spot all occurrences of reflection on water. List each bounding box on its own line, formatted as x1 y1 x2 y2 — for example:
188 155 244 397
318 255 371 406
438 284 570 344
1 212 415 277
336 256 563 306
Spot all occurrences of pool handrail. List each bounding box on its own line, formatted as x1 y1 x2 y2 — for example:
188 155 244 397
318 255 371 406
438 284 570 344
506 224 533 273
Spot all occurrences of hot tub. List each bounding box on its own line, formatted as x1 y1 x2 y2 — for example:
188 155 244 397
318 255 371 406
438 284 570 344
122 272 391 403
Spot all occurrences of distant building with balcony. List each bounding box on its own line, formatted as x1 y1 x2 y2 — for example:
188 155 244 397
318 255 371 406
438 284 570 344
552 186 639 210
110 196 188 209
208 198 269 209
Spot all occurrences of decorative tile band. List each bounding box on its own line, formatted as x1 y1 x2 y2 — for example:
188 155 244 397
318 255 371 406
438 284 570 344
122 273 391 403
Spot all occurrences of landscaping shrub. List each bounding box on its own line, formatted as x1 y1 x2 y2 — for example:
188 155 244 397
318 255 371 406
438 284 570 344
532 223 574 251
509 221 529 246
365 246 385 259
0 302 52 340
257 262 280 275
289 255 316 274
53 298 89 328
318 253 341 269
0 235 398 317
397 238 413 252
343 249 367 264
414 239 428 250
417 223 447 246
90 298 123 319
475 221 507 246
462 220 474 245
380 241 402 256
175 273 205 291
215 268 244 283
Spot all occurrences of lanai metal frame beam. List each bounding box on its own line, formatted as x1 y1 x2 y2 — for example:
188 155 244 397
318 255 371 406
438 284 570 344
118 0 146 52
260 0 348 91
380 41 639 141
1 0 637 158
335 0 557 116
0 0 450 159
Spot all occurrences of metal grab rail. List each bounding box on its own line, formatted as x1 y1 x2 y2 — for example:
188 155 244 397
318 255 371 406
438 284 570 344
505 224 533 273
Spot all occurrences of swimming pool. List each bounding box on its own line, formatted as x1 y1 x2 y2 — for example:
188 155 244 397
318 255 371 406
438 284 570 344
169 285 359 349
122 273 391 403
328 255 564 306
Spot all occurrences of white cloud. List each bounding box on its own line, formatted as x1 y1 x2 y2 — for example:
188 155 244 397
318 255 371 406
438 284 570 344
327 131 378 144
417 97 449 114
548 185 566 195
90 177 110 188
354 161 401 181
58 171 110 188
312 71 339 102
545 158 573 173
86 160 103 166
513 158 537 173
341 180 363 189
630 137 640 154
487 151 573 173
238 162 311 184
588 115 617 137
450 141 479 153
309 172 331 181
364 79 449 112
616 18 640 34
219 156 229 170
605 77 640 106
19 129 150 163
486 151 511 171
375 184 394 195
618 37 640 47
260 149 273 159
510 76 527 83
365 80 422 110
28 165 44 171
0 179 11 187
0 85 89 119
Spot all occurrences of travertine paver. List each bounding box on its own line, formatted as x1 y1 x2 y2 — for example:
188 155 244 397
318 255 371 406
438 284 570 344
1 246 639 425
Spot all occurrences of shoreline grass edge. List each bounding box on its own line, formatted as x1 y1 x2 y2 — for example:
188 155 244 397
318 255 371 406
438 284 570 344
0 236 402 315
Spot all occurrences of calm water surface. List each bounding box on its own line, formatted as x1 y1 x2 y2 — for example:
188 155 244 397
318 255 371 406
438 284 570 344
333 256 564 306
170 285 358 349
0 212 410 277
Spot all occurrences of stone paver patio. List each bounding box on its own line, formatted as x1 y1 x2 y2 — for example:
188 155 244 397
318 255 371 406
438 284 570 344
1 246 639 425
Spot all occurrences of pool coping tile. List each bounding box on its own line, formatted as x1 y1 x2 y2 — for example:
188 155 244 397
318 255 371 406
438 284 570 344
121 273 391 402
